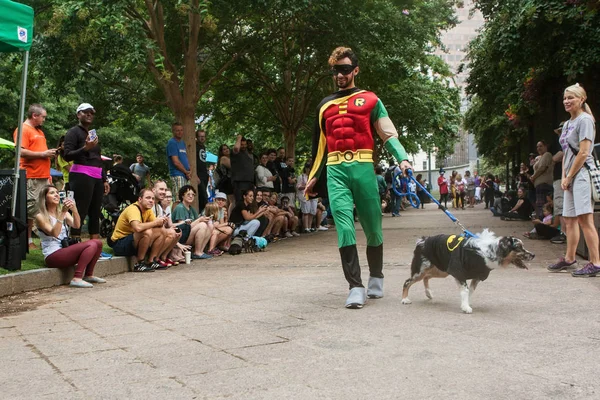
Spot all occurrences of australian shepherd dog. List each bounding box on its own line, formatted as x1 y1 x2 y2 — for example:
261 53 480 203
401 230 535 313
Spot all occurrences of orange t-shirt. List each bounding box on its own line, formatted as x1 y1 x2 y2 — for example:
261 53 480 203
13 124 50 179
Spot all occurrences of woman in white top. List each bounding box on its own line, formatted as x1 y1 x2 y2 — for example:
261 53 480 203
548 84 600 277
255 152 276 192
34 185 105 288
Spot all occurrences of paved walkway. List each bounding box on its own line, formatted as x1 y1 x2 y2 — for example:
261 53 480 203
1 204 599 399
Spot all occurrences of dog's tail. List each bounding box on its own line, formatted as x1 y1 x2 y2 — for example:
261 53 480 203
410 237 426 276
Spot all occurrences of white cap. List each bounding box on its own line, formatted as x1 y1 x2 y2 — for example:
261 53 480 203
76 103 95 113
214 192 227 200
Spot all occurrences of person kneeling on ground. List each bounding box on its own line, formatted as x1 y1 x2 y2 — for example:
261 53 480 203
172 185 214 260
35 185 105 287
524 203 561 240
108 188 174 272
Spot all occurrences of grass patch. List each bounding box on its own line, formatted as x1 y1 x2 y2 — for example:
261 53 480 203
0 237 113 276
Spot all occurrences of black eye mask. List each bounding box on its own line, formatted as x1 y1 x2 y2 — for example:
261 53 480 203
331 64 355 75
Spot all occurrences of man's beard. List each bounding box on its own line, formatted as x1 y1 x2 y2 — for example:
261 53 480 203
336 76 353 89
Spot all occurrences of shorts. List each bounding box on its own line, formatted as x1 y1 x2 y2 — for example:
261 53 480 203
467 189 475 199
552 180 564 217
563 170 593 217
109 233 137 257
300 198 317 215
27 178 50 218
170 176 189 198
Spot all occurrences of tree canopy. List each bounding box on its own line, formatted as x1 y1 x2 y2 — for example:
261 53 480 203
465 0 600 164
1 0 463 179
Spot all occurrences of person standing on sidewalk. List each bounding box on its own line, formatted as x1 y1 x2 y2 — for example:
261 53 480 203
548 84 600 277
63 103 110 241
549 122 567 244
13 104 56 248
305 47 412 309
130 153 152 189
195 129 209 213
437 169 449 209
167 123 191 198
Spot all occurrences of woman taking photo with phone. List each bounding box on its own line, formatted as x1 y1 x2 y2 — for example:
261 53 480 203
548 84 600 277
34 185 105 288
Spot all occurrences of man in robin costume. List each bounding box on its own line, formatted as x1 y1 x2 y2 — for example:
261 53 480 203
305 47 412 309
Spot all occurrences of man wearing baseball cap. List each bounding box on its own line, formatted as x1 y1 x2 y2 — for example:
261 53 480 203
63 103 109 241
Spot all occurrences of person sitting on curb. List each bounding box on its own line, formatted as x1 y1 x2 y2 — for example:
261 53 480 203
35 185 105 287
172 185 214 260
501 187 534 221
152 179 187 265
203 198 234 256
253 189 284 240
524 203 561 240
267 192 292 238
108 188 174 272
280 195 300 236
229 189 266 237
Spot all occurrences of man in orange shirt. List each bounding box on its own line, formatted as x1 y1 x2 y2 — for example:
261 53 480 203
13 104 57 248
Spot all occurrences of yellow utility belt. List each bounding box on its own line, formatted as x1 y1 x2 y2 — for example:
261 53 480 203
326 149 373 165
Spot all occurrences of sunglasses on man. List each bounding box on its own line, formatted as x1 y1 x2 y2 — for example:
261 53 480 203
330 64 356 76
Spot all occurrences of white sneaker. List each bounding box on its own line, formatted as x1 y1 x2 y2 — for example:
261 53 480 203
304 229 311 233
291 231 300 237
317 226 328 231
285 231 293 238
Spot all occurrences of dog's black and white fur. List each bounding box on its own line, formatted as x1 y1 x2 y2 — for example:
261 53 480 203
401 230 534 313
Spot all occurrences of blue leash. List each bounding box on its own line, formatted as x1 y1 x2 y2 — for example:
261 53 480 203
392 169 477 238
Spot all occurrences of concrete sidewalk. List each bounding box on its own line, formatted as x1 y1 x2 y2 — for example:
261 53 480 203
1 204 599 399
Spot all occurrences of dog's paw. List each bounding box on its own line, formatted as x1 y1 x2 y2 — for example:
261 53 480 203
461 305 473 314
425 289 433 299
401 298 412 305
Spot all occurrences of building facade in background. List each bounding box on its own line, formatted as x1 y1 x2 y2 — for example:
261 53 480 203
409 1 484 180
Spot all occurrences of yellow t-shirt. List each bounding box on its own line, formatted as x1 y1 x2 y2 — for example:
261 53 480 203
111 202 155 241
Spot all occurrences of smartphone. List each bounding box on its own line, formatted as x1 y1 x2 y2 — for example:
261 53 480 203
67 190 74 200
88 129 97 141
59 191 66 204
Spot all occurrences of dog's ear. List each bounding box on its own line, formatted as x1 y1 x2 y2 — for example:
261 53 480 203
497 236 515 259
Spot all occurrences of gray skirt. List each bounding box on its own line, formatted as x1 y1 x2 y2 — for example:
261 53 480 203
563 169 592 217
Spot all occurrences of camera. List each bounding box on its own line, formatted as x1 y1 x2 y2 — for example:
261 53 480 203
61 237 81 248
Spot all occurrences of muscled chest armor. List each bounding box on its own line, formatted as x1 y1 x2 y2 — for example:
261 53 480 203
322 91 378 152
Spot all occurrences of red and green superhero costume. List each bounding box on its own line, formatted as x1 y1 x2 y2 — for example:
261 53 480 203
309 87 408 289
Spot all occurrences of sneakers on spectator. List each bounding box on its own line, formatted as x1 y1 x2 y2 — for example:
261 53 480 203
547 257 576 272
70 279 93 288
310 228 316 232
285 231 293 238
83 276 106 284
571 263 600 277
304 229 311 233
153 259 171 270
318 226 328 231
291 231 300 237
550 233 566 244
133 262 155 272
99 252 113 260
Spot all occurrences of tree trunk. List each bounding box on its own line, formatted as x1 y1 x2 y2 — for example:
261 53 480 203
284 129 296 160
179 111 198 209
